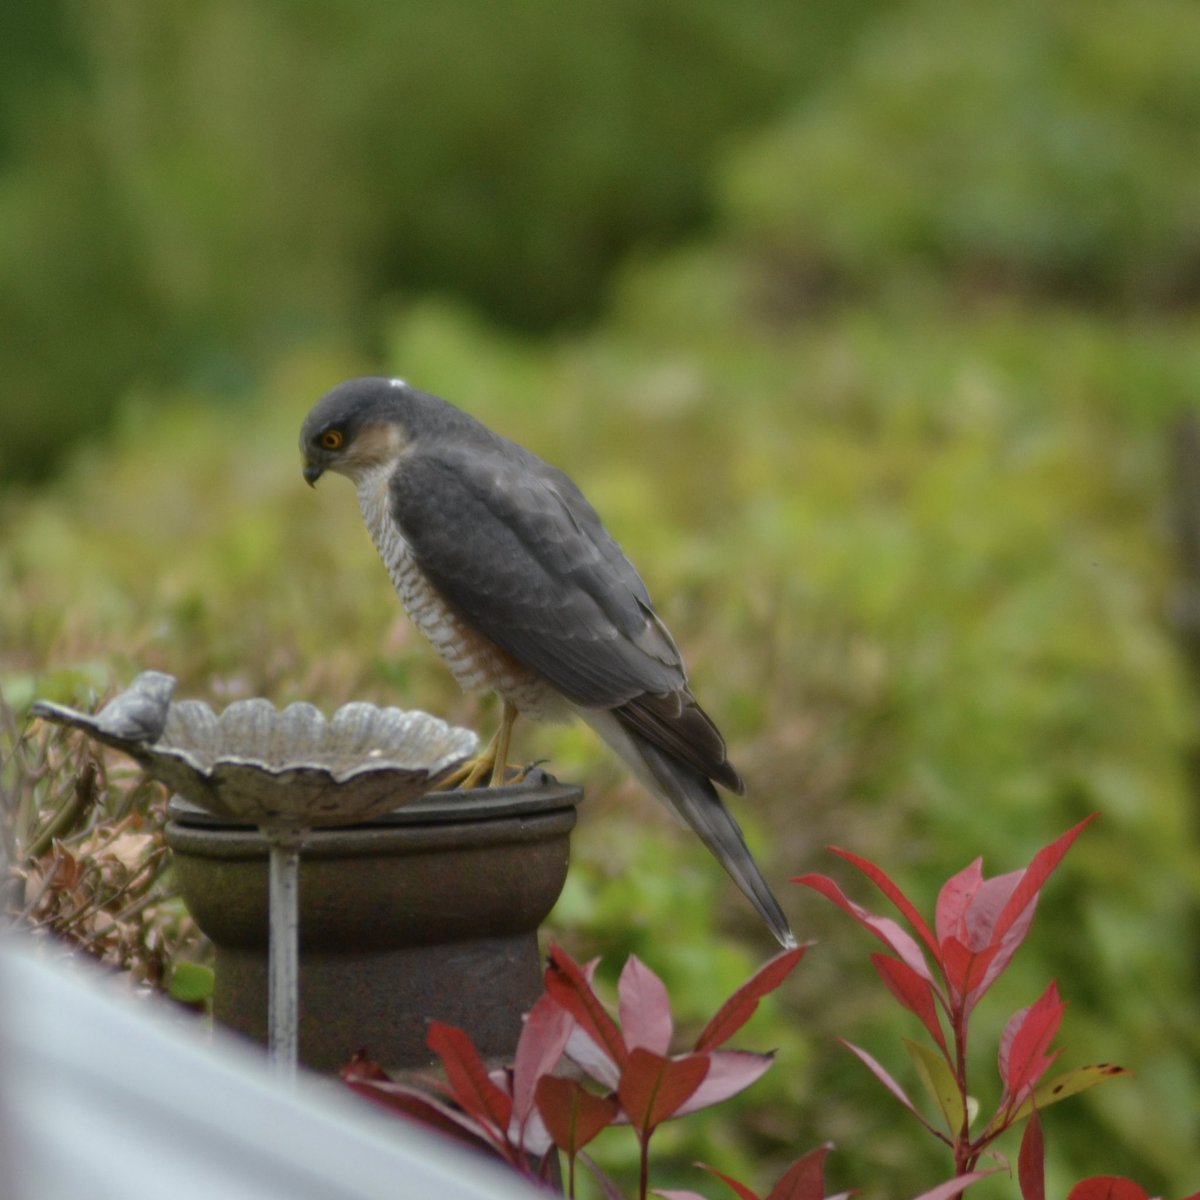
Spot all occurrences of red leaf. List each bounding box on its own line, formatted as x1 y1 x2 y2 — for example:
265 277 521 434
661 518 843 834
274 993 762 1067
619 954 674 1054
1018 1109 1045 1200
972 899 1038 1002
566 1023 623 1090
935 858 984 944
617 1048 709 1137
937 861 1038 958
511 991 574 1126
696 1161 763 1200
840 1039 950 1143
343 1075 499 1155
911 1172 998 1200
993 815 1097 944
695 945 808 1052
427 1021 514 1139
534 1075 620 1154
821 846 940 958
673 1049 774 1115
1000 982 1064 1102
1066 1179 1150 1200
796 873 934 981
545 943 629 1072
871 953 948 1055
765 1143 834 1200
510 1099 555 1159
962 869 1024 945
938 866 1036 1008
340 1050 391 1082
939 936 1001 1011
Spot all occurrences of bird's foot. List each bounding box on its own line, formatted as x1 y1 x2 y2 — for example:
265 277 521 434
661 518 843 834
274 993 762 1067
435 745 497 791
434 753 531 790
436 699 523 789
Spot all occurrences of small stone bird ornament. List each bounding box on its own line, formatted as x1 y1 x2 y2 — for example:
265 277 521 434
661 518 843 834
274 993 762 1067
300 376 794 947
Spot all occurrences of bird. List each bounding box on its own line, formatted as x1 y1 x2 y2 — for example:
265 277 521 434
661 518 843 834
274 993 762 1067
299 376 795 948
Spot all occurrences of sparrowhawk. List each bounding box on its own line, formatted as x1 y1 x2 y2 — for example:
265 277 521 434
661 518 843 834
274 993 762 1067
300 376 794 947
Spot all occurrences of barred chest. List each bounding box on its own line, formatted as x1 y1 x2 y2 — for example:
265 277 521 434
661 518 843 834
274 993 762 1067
355 467 562 720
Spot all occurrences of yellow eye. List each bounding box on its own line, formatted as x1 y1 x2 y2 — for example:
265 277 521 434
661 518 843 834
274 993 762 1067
320 429 344 451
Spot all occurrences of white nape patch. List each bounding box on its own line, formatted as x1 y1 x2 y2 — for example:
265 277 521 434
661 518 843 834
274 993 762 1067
388 377 407 389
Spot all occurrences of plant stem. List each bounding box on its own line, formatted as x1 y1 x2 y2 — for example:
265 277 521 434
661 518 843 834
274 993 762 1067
953 1005 974 1173
26 758 96 860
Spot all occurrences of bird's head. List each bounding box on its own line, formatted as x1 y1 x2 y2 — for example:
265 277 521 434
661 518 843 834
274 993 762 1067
299 377 415 486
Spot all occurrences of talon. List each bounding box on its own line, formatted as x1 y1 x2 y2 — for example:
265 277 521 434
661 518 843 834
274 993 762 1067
434 700 520 790
434 759 475 791
511 758 549 784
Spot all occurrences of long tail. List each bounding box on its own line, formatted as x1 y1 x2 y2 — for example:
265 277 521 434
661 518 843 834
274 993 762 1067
579 710 796 948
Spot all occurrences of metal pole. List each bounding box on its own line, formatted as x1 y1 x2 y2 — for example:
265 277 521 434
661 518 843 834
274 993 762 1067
266 827 305 1086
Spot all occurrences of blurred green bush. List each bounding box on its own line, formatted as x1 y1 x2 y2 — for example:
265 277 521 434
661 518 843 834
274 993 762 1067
721 0 1200 310
6 0 1197 480
0 0 877 480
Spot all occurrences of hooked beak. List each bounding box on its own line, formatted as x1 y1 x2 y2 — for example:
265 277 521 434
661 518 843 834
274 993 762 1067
303 460 324 487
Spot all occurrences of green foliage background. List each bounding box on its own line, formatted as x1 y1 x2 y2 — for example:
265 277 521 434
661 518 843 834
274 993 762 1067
3 1 1199 1196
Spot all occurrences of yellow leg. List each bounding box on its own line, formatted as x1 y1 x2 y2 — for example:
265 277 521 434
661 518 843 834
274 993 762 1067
437 699 520 790
488 699 518 787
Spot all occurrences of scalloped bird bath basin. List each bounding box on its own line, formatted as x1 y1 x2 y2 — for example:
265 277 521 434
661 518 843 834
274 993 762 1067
34 673 583 1076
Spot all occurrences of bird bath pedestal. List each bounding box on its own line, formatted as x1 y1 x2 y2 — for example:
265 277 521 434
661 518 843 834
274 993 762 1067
34 673 580 1079
165 777 582 1072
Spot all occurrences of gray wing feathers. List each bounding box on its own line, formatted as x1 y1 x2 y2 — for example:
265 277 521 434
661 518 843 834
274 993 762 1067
391 445 742 788
588 713 793 948
640 741 794 948
614 692 743 794
389 446 685 706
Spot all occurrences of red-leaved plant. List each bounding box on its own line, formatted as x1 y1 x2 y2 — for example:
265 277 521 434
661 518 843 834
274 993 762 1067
1015 1109 1200 1200
655 1148 1011 1200
344 942 811 1199
653 1142 848 1200
342 818 1195 1199
794 815 1132 1180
